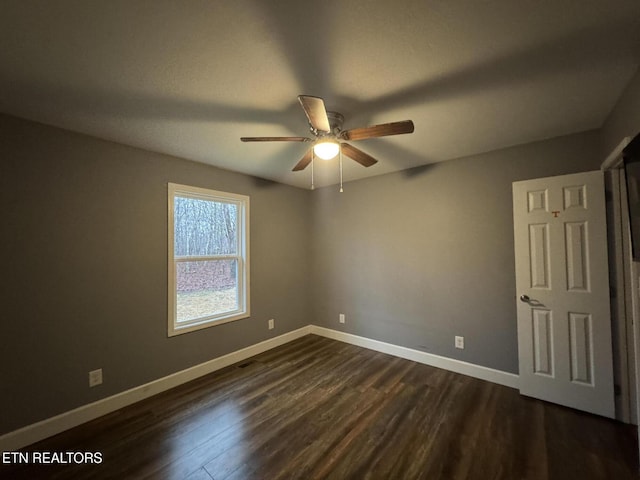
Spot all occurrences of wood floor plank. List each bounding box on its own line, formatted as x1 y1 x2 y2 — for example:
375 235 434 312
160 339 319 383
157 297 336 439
184 467 214 480
2 335 638 480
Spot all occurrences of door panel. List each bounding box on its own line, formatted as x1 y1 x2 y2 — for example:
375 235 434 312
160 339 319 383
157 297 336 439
569 312 593 385
565 222 589 292
532 309 553 376
529 224 551 289
513 171 614 418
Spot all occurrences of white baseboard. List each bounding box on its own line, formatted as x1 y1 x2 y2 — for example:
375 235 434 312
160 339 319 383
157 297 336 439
1 324 519 452
0 326 312 452
309 326 520 389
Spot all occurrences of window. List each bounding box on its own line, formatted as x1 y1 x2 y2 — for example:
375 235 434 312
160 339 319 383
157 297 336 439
168 183 249 336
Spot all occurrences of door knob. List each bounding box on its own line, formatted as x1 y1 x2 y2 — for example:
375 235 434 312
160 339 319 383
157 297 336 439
520 294 530 303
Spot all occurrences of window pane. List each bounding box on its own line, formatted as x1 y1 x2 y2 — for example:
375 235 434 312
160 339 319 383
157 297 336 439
174 196 237 256
176 259 238 322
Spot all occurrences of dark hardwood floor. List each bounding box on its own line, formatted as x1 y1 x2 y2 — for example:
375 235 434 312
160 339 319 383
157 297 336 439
2 334 638 479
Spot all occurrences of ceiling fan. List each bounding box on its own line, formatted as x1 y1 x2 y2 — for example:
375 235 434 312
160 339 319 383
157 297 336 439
240 95 414 172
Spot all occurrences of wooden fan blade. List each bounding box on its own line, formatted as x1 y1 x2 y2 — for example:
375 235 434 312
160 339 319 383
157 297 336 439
340 120 414 141
297 95 331 133
292 149 313 171
241 137 311 142
341 143 378 168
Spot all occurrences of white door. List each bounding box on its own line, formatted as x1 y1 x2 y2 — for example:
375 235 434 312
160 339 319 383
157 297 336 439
513 170 614 418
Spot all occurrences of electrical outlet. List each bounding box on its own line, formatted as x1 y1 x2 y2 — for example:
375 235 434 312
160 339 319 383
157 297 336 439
89 368 103 387
455 336 465 349
339 313 345 324
268 319 275 330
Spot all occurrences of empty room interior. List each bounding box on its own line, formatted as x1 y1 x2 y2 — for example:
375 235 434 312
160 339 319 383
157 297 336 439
2 1 640 479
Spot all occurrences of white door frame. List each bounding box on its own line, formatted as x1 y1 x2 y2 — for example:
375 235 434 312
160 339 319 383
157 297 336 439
600 137 638 427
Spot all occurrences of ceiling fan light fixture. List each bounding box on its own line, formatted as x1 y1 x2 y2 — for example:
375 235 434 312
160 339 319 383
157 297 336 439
313 139 340 160
240 95 414 173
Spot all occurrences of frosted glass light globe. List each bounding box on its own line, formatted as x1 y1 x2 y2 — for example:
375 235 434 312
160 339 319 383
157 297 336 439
314 140 340 160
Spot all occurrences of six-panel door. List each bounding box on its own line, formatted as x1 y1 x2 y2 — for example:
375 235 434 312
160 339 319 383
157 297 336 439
513 171 614 418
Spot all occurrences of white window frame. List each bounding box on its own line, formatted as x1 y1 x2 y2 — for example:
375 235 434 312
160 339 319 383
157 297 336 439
168 183 250 336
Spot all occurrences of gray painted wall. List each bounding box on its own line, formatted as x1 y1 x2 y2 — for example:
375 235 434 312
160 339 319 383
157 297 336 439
602 66 640 155
0 114 312 435
311 131 603 374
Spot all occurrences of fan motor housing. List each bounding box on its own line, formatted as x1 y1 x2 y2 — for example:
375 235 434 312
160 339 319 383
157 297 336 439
311 111 344 137
327 111 344 133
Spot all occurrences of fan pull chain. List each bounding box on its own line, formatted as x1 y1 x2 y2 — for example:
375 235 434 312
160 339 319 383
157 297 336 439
339 147 344 193
310 150 315 190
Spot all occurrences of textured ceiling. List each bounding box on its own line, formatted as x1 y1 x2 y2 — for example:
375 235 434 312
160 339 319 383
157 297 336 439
0 1 639 188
